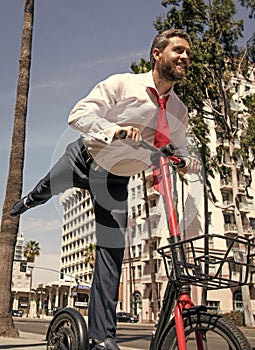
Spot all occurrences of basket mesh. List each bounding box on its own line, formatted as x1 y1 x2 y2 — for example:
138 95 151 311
158 234 255 290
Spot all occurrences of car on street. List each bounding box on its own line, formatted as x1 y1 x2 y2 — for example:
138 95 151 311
12 310 24 317
116 311 138 323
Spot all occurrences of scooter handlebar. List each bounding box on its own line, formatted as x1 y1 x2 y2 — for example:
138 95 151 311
119 130 186 169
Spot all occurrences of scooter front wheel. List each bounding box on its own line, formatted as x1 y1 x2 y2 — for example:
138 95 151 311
46 307 89 350
160 311 251 350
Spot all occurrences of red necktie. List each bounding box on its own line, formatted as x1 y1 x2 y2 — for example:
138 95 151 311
149 88 170 193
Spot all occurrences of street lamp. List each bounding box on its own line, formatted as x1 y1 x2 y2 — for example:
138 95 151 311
26 264 34 317
37 289 46 317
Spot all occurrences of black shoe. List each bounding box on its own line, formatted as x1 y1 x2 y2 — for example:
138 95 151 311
90 340 105 350
90 338 121 350
10 197 30 216
104 338 121 350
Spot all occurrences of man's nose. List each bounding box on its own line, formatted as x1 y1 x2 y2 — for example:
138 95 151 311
180 50 189 59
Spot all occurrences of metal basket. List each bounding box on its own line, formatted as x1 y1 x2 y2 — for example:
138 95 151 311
158 234 255 290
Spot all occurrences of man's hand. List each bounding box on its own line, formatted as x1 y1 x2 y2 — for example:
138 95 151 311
114 126 142 142
178 156 200 174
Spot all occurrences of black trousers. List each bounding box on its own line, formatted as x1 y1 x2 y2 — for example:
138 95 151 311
27 138 130 340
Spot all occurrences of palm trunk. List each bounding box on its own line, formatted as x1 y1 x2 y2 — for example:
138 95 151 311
0 0 34 337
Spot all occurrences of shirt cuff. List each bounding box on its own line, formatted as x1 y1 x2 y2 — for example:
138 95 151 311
93 125 120 144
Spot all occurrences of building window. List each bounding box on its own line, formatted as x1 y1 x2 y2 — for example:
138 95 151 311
137 185 141 197
137 265 142 278
137 244 142 257
131 206 136 219
132 266 135 280
131 226 136 238
206 300 220 313
250 218 255 230
208 212 212 225
132 246 136 258
233 291 243 311
150 199 156 207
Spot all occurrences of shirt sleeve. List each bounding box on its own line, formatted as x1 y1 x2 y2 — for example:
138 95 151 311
68 75 122 144
176 113 189 157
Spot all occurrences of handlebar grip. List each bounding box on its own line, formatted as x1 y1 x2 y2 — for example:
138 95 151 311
172 157 186 169
119 131 127 139
160 144 175 157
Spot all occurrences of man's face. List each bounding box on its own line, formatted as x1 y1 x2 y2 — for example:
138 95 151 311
155 37 191 82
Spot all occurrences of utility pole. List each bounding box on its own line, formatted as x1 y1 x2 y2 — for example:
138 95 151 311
26 265 33 317
128 241 133 315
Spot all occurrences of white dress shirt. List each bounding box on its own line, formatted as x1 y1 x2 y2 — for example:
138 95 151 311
68 71 188 176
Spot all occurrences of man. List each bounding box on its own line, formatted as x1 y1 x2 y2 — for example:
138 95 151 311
11 29 199 350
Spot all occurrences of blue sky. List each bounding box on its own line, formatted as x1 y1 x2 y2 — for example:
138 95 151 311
0 0 253 286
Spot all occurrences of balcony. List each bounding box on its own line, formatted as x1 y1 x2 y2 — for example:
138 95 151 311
146 186 160 197
141 251 161 261
144 169 153 180
141 207 161 220
224 223 237 234
141 272 163 284
239 203 250 213
224 224 255 236
141 274 151 283
243 226 255 236
238 182 246 192
222 201 234 210
141 252 149 261
220 180 232 190
149 207 161 217
155 272 163 282
142 228 162 240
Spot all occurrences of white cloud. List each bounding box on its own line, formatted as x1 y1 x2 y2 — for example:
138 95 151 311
77 50 148 70
21 216 61 234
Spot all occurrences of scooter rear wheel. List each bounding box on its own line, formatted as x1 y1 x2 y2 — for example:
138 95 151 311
46 307 89 350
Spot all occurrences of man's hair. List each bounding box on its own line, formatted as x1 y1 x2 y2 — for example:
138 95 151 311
150 28 191 70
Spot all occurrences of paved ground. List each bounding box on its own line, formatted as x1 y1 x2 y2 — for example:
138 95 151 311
0 326 255 350
0 331 144 350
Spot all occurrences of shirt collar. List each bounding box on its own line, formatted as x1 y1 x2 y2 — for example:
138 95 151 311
145 70 174 98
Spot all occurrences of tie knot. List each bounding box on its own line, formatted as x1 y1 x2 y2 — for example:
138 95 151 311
149 87 169 110
158 97 167 110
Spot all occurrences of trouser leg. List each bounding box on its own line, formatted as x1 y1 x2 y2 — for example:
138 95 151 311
88 173 129 341
26 138 89 207
88 246 124 340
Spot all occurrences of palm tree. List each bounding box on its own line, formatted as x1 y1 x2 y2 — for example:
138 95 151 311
0 0 34 336
23 240 40 263
83 243 96 272
23 240 40 317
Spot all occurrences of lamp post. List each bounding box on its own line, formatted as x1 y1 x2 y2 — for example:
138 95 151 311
37 289 46 317
26 264 34 317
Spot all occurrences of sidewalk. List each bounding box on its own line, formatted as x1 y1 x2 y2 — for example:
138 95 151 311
0 331 144 350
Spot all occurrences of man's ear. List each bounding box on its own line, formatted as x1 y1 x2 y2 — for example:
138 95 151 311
152 48 162 62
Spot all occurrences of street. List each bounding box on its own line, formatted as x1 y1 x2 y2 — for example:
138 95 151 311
14 318 255 350
14 318 153 349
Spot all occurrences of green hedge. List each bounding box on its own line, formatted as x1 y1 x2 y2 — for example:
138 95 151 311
221 311 244 326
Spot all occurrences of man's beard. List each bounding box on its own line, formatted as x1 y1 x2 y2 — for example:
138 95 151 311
159 59 188 82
